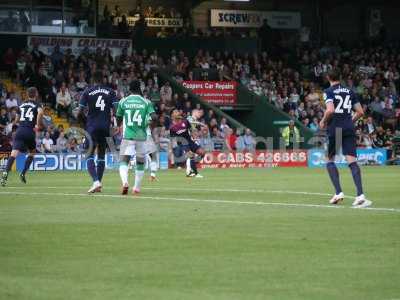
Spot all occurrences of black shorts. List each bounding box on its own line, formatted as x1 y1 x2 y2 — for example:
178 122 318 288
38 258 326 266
86 127 109 150
328 130 357 158
182 138 201 154
13 127 36 152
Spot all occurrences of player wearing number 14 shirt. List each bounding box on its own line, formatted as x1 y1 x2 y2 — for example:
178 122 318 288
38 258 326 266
78 72 119 193
1 87 44 186
319 69 371 208
116 80 157 195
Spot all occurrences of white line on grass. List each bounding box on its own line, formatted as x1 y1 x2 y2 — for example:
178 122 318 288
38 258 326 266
0 191 399 213
4 186 334 197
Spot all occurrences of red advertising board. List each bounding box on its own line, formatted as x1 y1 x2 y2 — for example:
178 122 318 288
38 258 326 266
182 81 237 105
198 151 308 168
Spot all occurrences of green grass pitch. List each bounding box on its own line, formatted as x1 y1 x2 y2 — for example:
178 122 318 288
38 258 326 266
0 166 399 300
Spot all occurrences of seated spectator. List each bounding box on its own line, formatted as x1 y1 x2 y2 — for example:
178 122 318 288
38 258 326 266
56 132 68 153
5 93 19 110
41 132 54 153
225 128 237 151
56 83 72 119
160 81 172 102
0 107 9 134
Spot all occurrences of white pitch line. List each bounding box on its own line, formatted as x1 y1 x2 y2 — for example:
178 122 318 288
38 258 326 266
0 191 399 213
4 186 333 197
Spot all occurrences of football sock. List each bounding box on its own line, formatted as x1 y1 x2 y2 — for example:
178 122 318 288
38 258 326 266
190 159 198 175
119 162 129 186
87 157 98 182
349 162 363 196
326 162 342 195
150 161 157 176
186 158 191 174
5 156 15 173
96 159 105 182
21 155 34 175
134 163 145 190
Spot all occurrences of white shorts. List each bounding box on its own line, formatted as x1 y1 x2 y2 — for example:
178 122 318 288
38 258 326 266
120 139 146 157
144 135 158 154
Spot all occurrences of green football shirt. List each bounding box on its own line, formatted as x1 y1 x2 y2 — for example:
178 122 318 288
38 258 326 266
116 94 155 141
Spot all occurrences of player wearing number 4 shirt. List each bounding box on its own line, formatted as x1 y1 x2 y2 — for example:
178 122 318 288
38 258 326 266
78 72 119 194
116 80 157 195
319 69 371 208
1 87 44 186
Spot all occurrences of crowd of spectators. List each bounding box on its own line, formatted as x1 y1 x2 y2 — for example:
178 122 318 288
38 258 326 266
0 44 255 157
167 43 400 156
1 40 399 159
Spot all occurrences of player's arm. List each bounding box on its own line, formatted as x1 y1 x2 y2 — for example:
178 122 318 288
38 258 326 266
189 120 207 127
36 107 44 130
319 92 335 129
352 102 364 123
77 91 88 126
115 99 124 127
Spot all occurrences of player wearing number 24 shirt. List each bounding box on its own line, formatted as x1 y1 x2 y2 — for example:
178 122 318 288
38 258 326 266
78 72 119 194
319 69 371 208
1 87 44 187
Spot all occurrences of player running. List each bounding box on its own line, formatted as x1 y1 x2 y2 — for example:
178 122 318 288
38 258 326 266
319 69 371 208
1 87 44 186
117 80 157 195
78 72 119 193
170 109 205 178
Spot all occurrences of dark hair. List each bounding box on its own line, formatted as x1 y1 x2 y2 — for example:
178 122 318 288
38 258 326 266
27 87 38 100
92 72 103 84
129 80 142 95
327 69 340 82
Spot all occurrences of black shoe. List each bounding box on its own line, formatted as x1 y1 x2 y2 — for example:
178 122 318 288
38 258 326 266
19 173 26 184
1 172 8 187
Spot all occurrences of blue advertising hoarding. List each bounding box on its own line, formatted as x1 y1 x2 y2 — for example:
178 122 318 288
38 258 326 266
308 148 387 168
15 152 169 172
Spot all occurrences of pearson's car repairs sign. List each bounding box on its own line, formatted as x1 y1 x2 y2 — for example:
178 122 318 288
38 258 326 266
182 81 237 105
198 151 308 168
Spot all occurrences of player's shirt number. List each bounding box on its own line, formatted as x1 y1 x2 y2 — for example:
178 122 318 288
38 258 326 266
96 95 106 111
334 95 352 114
126 110 143 126
19 107 34 121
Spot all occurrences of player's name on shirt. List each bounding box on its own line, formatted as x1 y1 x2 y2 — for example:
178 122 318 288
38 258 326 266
88 88 112 96
122 103 146 109
332 87 351 94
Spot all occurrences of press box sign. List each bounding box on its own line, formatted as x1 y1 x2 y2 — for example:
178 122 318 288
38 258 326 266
210 9 301 29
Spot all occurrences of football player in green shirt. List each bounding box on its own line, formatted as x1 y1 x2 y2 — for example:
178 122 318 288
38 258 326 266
116 80 157 195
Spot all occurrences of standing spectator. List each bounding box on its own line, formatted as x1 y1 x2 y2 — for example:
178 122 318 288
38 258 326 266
282 120 300 148
2 48 16 76
56 83 72 118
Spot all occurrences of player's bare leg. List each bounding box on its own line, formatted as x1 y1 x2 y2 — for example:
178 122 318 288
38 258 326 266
119 155 130 195
346 155 372 208
1 150 19 187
